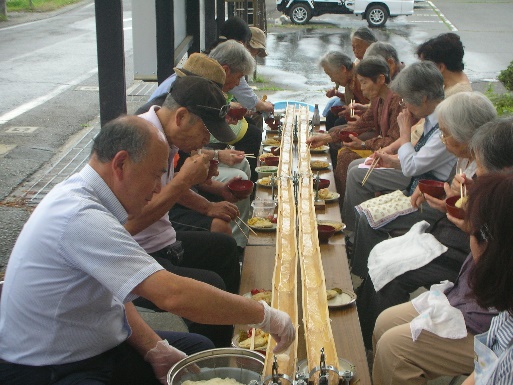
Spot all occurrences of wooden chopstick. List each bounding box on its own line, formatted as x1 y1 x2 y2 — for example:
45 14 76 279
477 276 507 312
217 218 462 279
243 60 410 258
362 156 380 186
250 327 256 350
237 216 258 237
459 168 464 198
234 220 250 242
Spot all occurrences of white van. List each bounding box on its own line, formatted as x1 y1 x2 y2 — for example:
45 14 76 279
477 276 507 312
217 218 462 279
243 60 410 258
276 0 414 27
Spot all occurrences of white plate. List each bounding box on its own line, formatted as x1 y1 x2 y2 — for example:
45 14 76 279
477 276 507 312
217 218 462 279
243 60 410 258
297 358 355 376
317 220 346 233
327 289 357 308
232 333 268 353
262 145 279 153
255 166 278 174
310 145 329 153
316 192 340 202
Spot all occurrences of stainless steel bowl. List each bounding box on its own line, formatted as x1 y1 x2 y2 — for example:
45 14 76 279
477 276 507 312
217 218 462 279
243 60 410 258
167 348 265 385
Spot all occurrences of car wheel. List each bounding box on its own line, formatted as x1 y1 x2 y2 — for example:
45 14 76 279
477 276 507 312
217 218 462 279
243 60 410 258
366 4 388 27
289 3 312 24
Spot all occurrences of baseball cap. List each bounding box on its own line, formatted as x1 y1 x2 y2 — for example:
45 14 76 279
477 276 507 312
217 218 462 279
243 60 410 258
173 53 226 88
170 76 236 143
249 27 268 57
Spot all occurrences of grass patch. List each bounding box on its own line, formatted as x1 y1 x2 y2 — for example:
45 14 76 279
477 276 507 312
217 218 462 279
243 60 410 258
257 85 285 91
485 84 513 116
7 0 81 12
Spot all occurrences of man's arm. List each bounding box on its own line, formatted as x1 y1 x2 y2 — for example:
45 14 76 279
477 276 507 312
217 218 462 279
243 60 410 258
133 270 264 325
125 302 164 356
176 188 239 222
125 155 209 235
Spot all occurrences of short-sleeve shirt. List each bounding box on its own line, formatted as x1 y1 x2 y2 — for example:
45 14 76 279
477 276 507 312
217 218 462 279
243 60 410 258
0 165 163 365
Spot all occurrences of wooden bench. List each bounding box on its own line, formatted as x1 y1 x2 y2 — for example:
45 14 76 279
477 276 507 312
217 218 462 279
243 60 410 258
237 139 372 385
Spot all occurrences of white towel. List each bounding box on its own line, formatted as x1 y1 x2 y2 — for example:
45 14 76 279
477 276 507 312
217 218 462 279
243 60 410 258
369 221 448 291
410 281 467 341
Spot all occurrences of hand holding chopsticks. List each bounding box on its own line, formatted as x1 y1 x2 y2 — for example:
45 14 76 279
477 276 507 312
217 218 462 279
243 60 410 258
362 156 379 186
459 168 467 198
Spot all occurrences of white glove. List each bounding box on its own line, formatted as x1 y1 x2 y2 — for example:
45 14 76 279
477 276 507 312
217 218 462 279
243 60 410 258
249 301 296 353
144 340 187 384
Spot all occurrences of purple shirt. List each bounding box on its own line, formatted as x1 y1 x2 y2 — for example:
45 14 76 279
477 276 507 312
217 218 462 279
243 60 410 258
447 254 498 335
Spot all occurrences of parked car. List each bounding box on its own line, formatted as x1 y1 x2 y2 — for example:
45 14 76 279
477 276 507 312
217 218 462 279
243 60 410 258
276 0 415 28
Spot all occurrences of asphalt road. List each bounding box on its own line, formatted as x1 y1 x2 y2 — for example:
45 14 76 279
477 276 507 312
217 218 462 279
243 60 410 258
0 0 512 268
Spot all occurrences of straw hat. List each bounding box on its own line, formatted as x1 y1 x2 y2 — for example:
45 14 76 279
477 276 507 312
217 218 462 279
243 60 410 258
174 53 226 88
249 27 268 57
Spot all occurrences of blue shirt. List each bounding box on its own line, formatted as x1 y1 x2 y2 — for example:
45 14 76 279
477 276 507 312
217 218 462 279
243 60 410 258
0 165 163 365
148 73 177 101
398 111 456 181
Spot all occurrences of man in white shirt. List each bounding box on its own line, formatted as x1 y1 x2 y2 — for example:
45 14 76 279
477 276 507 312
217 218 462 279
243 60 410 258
0 115 295 385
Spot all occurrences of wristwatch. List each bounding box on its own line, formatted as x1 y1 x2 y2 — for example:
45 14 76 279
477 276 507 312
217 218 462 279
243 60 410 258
213 149 219 161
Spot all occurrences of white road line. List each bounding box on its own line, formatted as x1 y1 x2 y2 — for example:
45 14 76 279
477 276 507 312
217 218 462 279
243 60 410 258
427 1 458 31
0 68 98 125
0 2 94 32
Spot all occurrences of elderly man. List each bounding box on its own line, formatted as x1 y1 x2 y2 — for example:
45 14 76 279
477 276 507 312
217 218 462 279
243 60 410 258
349 61 456 278
0 115 295 385
139 45 256 250
132 75 248 347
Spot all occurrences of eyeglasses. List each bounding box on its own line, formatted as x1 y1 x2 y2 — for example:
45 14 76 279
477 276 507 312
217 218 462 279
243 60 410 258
192 104 230 119
439 130 452 144
473 223 492 243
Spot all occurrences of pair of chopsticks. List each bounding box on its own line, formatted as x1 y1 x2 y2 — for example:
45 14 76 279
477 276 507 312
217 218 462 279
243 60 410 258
459 168 467 198
350 99 355 118
230 153 256 158
362 156 380 186
234 216 258 239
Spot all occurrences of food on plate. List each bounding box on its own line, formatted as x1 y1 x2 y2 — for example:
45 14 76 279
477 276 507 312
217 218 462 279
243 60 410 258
250 289 272 305
259 152 277 161
263 138 281 146
318 188 335 200
182 378 245 385
258 176 277 187
310 145 327 152
311 160 329 169
248 217 273 228
455 195 468 208
238 328 269 349
326 288 343 300
318 221 344 232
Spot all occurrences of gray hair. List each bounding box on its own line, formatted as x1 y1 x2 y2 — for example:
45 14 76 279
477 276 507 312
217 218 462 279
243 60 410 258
92 116 150 163
208 40 255 76
351 27 378 43
319 51 353 72
390 61 444 106
470 117 513 173
161 95 200 124
436 92 497 144
364 42 400 66
356 55 390 84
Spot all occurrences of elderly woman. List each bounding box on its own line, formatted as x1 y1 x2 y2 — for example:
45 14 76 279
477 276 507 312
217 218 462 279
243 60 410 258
352 26 378 62
308 55 402 201
321 51 369 131
364 41 403 80
356 91 497 349
349 61 457 278
371 118 513 385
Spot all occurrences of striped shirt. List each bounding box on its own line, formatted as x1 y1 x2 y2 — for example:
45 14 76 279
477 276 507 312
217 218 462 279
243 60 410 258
485 311 513 384
0 165 163 365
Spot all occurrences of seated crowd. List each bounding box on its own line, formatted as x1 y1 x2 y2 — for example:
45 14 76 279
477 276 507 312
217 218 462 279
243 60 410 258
310 30 513 385
0 16 511 385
